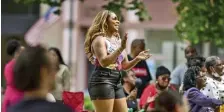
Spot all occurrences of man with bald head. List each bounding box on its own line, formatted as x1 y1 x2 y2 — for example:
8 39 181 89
170 46 198 90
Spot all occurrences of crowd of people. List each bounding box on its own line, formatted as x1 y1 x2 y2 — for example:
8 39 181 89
121 43 224 112
1 10 224 112
2 40 72 112
121 45 224 112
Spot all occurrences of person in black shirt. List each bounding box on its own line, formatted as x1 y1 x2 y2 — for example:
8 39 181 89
128 39 152 98
8 45 72 112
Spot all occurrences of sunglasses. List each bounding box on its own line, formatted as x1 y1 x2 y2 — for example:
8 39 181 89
162 77 171 81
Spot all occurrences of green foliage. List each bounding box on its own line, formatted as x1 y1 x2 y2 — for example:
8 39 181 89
127 0 152 21
102 0 126 22
14 0 151 22
172 0 224 47
15 0 62 6
15 0 63 14
84 96 94 111
102 0 151 22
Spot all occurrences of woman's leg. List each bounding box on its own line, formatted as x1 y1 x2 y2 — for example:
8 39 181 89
113 84 128 112
88 84 116 112
113 98 128 112
92 99 114 112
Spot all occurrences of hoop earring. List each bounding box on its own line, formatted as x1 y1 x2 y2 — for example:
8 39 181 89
105 24 108 31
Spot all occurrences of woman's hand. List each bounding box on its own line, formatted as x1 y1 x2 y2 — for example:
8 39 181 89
143 95 156 111
127 88 137 100
129 88 137 99
146 95 156 103
120 33 128 50
136 49 152 60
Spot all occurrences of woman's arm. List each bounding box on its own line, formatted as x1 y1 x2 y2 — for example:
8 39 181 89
92 36 125 67
188 89 222 107
122 53 141 70
122 50 151 70
62 67 71 91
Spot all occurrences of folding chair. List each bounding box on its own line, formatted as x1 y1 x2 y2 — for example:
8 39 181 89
63 91 84 112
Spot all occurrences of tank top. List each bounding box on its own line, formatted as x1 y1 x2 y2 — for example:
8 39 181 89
93 38 125 70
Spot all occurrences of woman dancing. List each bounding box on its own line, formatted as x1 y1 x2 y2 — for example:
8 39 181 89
84 10 151 112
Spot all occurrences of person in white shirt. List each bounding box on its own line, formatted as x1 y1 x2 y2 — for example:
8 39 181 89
49 47 71 101
201 56 224 101
46 93 56 102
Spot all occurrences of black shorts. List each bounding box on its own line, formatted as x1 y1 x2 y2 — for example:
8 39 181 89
88 67 125 100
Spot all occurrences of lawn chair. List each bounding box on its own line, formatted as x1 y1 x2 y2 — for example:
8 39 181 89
63 91 84 112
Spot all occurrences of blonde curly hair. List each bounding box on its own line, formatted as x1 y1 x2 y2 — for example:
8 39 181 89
84 10 119 64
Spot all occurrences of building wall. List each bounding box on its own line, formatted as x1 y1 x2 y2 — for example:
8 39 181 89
40 20 63 50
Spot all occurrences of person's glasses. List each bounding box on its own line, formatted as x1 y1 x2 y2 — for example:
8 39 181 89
162 77 171 81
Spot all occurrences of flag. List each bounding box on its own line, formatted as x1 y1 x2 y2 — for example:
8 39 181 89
25 7 60 46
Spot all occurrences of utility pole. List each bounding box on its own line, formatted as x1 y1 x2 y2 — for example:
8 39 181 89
68 0 74 67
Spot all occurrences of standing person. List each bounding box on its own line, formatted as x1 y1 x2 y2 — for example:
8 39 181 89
2 40 25 112
84 10 151 112
8 45 72 112
183 66 223 112
139 66 176 111
128 39 152 98
48 47 71 101
201 56 224 101
170 46 198 90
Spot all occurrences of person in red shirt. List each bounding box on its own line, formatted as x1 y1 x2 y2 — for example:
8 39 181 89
139 66 176 111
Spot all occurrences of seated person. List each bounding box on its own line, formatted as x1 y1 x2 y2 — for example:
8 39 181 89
152 91 189 112
183 65 223 112
201 56 224 101
8 45 72 112
179 55 206 94
139 66 176 111
122 70 140 112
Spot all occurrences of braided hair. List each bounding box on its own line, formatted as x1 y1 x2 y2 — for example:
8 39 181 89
184 55 205 91
187 55 205 68
183 66 201 91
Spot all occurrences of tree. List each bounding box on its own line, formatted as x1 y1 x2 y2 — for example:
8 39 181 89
15 0 151 22
172 0 224 47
